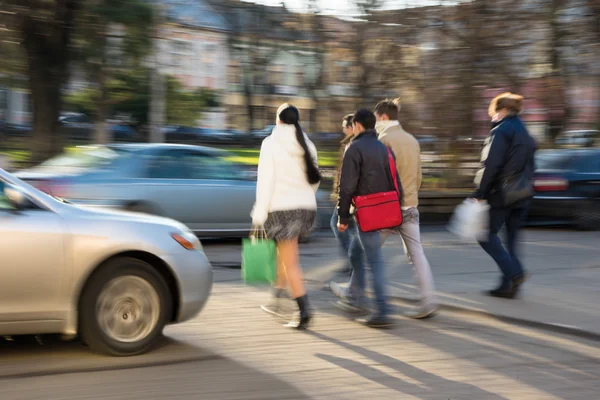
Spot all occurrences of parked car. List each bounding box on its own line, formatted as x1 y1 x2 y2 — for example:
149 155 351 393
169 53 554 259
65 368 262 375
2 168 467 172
166 126 234 145
2 122 31 137
59 113 137 142
529 148 600 230
555 130 599 148
0 167 213 355
252 125 275 139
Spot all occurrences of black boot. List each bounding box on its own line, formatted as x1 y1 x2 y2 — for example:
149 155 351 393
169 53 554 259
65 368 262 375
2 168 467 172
487 278 515 298
487 272 528 299
510 272 529 295
284 295 313 330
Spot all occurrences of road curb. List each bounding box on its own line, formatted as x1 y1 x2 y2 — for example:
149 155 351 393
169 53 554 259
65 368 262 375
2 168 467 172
388 295 600 342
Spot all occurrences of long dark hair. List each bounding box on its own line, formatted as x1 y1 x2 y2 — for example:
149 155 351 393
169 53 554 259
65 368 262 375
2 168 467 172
278 105 321 184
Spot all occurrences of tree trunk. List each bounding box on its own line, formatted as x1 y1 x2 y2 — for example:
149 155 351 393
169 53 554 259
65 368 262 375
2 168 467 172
549 0 568 138
29 73 63 165
25 43 66 165
21 0 78 165
94 66 110 144
149 65 166 143
244 76 254 133
149 4 166 143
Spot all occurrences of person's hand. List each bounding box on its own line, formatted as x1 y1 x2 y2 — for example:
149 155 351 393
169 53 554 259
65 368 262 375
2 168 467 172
337 223 348 233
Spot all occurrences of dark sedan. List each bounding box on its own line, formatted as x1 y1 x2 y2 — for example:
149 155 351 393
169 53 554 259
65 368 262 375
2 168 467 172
529 149 600 230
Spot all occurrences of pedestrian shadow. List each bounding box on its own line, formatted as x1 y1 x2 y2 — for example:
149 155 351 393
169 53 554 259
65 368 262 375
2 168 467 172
379 315 600 393
311 331 508 399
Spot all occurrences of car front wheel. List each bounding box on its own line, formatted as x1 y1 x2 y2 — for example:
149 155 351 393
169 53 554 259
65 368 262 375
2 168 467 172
79 257 172 356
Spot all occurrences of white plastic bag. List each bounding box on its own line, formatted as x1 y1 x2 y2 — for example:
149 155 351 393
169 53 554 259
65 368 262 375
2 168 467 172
447 199 490 242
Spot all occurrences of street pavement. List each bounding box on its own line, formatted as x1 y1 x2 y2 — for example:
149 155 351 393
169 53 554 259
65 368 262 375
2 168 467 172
1 227 599 399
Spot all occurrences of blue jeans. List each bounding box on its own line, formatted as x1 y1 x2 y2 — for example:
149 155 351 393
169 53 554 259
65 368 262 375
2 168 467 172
330 210 365 298
479 205 529 280
355 229 388 317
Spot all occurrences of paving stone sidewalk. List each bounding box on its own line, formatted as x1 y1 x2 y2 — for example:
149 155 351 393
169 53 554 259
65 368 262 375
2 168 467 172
172 281 600 400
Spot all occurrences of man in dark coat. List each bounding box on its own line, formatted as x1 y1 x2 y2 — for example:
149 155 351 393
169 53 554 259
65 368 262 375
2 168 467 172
473 93 537 298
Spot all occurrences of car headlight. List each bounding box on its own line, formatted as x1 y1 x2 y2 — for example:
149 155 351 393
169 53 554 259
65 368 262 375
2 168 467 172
171 231 203 251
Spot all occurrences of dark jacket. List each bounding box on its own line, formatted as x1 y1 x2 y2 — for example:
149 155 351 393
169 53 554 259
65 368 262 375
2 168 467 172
331 134 355 201
337 130 403 225
473 115 536 208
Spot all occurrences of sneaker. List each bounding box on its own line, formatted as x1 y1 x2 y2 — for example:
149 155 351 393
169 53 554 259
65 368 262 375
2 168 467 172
334 299 370 315
358 314 394 329
329 281 349 299
261 299 285 317
403 304 438 319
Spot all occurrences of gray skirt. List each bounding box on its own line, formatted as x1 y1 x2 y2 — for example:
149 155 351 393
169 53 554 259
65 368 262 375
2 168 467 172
264 209 316 242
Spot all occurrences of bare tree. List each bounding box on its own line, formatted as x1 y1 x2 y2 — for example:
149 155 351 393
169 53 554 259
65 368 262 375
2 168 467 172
2 0 80 163
211 0 276 133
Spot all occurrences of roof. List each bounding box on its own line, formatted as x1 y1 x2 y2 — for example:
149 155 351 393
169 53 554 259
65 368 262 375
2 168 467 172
150 0 230 32
206 0 315 42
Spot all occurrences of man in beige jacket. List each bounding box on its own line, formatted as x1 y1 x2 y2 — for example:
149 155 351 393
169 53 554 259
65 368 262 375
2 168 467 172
374 99 438 318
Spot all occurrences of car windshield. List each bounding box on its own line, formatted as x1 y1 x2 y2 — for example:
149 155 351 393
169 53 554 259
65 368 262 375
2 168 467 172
535 152 574 170
39 146 127 171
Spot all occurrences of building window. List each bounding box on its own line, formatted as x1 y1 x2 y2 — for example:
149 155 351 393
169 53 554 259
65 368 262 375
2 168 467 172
202 44 217 72
170 39 193 68
229 63 242 86
335 61 350 83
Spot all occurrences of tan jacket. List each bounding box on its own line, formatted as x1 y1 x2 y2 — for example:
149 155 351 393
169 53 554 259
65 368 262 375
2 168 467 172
378 124 422 208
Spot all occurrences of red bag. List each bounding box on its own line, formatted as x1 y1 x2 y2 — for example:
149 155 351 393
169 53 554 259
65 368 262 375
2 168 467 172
353 149 403 232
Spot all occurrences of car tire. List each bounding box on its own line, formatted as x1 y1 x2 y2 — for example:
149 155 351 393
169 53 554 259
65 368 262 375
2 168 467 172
79 257 172 356
575 200 600 231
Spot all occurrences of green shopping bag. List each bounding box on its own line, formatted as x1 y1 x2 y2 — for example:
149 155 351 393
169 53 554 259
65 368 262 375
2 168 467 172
241 229 276 284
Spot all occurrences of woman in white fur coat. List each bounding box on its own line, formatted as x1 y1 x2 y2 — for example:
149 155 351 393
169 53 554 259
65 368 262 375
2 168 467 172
251 103 320 329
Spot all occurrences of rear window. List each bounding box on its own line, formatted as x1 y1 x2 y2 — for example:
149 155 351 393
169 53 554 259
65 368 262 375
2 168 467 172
535 152 574 170
40 146 128 170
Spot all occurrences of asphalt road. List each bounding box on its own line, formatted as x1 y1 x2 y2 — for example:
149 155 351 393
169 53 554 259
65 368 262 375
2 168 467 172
1 226 599 400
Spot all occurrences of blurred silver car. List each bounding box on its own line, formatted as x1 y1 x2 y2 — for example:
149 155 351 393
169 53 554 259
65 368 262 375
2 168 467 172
16 144 257 237
0 168 213 356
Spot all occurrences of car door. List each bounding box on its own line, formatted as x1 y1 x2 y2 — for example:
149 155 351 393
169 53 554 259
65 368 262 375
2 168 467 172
137 149 197 225
577 154 600 198
183 151 256 234
0 180 65 323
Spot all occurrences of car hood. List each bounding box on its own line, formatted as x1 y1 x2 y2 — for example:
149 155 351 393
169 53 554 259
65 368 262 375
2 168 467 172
67 203 188 231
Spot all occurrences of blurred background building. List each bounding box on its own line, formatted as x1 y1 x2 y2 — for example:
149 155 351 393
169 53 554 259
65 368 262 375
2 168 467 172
1 0 599 164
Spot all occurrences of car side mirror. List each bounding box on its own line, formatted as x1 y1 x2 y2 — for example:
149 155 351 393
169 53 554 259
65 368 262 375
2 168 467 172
3 183 30 210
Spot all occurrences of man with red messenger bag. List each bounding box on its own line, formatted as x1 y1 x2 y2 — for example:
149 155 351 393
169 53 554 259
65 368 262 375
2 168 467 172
336 108 403 328
375 99 438 319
